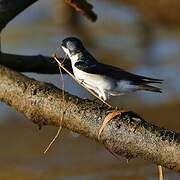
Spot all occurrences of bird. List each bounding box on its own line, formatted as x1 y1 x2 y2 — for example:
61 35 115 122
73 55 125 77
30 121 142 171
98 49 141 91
61 37 162 101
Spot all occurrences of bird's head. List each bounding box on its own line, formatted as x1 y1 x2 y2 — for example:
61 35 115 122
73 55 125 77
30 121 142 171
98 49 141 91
61 37 85 58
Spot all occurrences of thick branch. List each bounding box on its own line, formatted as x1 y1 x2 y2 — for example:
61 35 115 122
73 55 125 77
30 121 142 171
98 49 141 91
0 65 179 172
0 53 72 74
0 0 38 31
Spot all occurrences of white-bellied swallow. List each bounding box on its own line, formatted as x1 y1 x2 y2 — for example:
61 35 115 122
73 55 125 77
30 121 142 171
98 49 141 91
61 37 163 101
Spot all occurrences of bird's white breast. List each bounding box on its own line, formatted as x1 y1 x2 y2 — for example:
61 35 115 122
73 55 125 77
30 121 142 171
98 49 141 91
63 48 114 100
72 63 113 91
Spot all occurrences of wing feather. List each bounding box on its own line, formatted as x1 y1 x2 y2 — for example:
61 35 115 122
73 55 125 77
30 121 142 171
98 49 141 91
74 60 163 85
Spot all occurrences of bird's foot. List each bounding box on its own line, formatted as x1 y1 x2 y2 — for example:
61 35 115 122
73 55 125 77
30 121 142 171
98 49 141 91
94 97 104 104
98 109 126 140
78 79 84 85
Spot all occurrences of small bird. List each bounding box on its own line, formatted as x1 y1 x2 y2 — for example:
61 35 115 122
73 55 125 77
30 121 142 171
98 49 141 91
61 37 162 101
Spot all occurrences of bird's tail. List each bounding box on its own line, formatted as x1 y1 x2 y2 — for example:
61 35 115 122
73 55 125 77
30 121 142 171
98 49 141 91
139 84 162 93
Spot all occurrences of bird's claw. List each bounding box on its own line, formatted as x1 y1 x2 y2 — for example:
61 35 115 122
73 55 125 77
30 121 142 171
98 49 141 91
78 79 84 85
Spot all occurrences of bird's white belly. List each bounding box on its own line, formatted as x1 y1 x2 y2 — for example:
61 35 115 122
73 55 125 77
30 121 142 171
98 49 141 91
72 66 113 91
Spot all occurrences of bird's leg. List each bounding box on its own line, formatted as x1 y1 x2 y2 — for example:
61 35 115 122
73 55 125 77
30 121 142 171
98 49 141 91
78 79 84 85
93 89 108 105
94 97 102 104
98 90 108 102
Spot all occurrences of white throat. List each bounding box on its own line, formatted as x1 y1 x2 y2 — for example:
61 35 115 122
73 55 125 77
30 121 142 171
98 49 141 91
62 46 80 65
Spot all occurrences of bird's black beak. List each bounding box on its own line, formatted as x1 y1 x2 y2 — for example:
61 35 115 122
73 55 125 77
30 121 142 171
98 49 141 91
61 43 64 48
61 43 67 52
61 40 66 48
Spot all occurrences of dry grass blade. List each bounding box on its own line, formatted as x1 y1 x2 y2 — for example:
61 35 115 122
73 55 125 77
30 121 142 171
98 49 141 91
43 53 66 154
43 125 63 154
98 111 126 140
158 165 164 180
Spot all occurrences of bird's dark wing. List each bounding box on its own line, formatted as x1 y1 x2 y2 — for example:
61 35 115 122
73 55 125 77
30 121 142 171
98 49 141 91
74 61 163 84
74 61 99 74
100 63 163 84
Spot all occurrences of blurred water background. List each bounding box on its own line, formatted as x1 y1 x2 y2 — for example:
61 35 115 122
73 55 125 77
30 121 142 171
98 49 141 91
0 0 180 179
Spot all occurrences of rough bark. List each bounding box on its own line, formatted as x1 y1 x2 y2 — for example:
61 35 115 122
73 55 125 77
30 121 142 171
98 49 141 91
0 65 179 172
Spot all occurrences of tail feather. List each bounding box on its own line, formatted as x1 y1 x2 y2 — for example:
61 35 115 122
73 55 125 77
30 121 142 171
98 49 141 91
141 77 163 84
139 84 162 93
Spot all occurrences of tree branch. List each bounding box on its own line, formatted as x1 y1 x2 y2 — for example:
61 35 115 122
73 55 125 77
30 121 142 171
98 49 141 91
0 53 72 74
65 0 97 22
0 64 179 172
0 0 38 31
